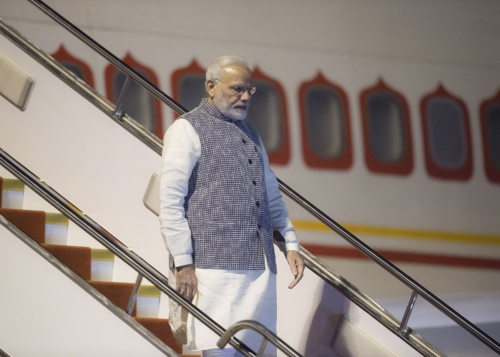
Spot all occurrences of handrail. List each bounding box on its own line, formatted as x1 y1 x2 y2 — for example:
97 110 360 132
278 180 500 353
0 148 257 357
218 321 302 357
27 0 188 117
19 1 500 354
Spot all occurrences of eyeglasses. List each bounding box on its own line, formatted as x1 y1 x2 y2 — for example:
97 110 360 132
214 79 257 96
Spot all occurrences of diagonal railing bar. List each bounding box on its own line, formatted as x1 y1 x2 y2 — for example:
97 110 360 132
19 1 500 354
278 179 500 353
27 0 188 117
0 148 261 357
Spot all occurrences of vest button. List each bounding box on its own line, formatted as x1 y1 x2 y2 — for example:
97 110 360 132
252 180 256 186
248 159 252 164
254 146 258 152
242 139 247 144
256 201 260 207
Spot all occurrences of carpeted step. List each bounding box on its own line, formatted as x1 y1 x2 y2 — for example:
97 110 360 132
42 244 91 280
88 281 137 316
0 207 45 244
45 212 69 245
0 187 187 353
134 317 182 354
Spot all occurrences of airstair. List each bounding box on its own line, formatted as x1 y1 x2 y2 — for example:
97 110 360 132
1 1 499 356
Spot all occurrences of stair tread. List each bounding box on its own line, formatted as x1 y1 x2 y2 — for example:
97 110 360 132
134 317 182 353
88 280 137 316
0 197 179 352
42 244 91 280
0 207 46 243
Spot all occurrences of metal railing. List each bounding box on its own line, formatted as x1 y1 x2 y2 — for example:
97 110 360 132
11 0 500 354
278 181 500 354
0 148 302 357
219 321 302 357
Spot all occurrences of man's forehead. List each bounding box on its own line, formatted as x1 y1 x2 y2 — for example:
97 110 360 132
220 65 253 82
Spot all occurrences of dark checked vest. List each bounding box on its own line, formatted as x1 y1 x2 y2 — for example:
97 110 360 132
180 99 277 274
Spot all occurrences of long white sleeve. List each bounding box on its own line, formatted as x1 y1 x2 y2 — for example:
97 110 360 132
159 119 201 267
260 139 300 252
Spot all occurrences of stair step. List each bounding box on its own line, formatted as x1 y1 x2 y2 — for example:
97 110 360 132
0 177 24 209
42 244 91 280
88 281 137 316
0 190 185 353
137 284 161 318
134 317 182 354
91 248 114 281
45 212 69 245
0 207 45 243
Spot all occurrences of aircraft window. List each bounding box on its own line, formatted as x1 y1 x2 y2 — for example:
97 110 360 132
247 80 283 154
112 70 155 131
426 99 466 168
360 79 413 175
308 88 344 157
480 91 500 183
105 53 163 138
367 93 405 163
299 73 352 169
51 44 94 88
179 74 206 112
171 59 207 117
246 67 290 165
63 63 85 81
421 85 472 181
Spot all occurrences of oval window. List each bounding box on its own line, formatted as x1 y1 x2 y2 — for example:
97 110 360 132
299 73 352 169
51 44 94 88
367 92 406 163
420 85 472 181
480 90 500 183
171 59 207 116
246 67 290 165
246 79 283 154
426 98 466 169
360 79 413 175
105 53 163 138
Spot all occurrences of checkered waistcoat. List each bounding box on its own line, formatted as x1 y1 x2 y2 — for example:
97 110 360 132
181 100 277 273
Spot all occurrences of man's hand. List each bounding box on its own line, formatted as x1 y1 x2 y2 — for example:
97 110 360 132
175 264 198 301
286 250 304 289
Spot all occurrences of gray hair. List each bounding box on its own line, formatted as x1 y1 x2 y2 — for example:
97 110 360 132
206 55 250 82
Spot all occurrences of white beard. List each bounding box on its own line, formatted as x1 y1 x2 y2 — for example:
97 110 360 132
213 95 248 121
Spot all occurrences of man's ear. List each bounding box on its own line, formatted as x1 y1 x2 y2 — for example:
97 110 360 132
206 79 216 99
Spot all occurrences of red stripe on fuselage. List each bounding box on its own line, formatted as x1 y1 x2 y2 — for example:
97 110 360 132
302 244 500 270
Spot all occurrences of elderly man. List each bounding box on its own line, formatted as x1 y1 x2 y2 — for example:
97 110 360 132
159 55 303 357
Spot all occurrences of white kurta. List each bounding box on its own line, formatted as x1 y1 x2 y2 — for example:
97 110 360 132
188 266 277 354
160 115 299 354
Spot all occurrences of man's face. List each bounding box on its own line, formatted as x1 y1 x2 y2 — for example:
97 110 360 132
209 65 254 120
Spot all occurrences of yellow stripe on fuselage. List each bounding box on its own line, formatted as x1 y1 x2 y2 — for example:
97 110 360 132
291 220 500 246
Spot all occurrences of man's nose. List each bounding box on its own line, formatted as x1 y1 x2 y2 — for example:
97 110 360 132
240 90 252 101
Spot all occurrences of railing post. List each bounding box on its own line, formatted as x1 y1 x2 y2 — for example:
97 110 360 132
114 75 131 118
126 273 143 315
257 339 268 357
400 290 418 334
